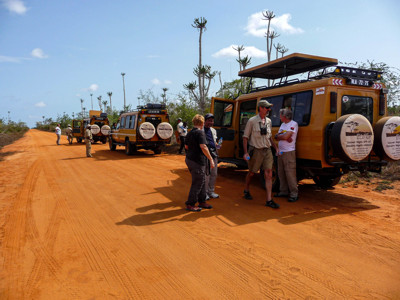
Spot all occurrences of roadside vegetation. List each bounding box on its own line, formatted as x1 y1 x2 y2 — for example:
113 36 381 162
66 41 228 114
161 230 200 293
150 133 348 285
0 118 29 149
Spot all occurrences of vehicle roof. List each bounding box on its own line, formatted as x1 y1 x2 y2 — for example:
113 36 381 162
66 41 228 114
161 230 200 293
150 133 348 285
238 53 338 80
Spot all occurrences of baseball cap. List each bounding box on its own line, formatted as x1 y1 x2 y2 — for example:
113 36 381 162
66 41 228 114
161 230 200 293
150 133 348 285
258 100 273 108
204 113 214 120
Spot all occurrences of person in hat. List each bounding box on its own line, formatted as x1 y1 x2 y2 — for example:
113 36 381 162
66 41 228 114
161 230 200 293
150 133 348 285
274 108 298 202
204 113 220 200
242 100 280 209
176 118 186 154
65 124 73 144
55 123 61 145
84 124 94 157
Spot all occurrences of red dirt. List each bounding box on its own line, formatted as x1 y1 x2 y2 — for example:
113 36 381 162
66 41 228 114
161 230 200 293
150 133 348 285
1 129 399 299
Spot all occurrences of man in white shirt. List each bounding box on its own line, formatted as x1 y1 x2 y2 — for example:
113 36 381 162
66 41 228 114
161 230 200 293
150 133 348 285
274 108 298 202
55 124 61 145
177 118 187 154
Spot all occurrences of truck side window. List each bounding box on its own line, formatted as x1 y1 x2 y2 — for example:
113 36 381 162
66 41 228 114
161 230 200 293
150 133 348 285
214 101 233 127
116 122 120 130
130 115 136 129
264 96 283 127
293 91 313 126
120 117 125 129
125 116 131 129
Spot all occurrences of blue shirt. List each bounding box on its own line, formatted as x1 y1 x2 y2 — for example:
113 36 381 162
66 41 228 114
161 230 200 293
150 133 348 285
204 127 216 149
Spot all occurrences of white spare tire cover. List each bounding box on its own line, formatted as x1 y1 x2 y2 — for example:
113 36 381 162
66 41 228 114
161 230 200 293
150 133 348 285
139 122 156 139
331 114 374 162
101 125 111 136
90 124 100 135
373 116 400 161
157 122 173 140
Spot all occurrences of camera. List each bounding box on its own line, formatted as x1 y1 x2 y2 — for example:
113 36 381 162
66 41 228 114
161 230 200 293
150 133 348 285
260 127 267 135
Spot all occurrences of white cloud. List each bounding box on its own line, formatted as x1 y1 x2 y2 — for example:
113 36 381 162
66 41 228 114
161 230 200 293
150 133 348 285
245 11 304 37
0 55 26 63
164 80 172 85
34 101 46 107
151 78 161 85
213 45 267 59
2 0 28 15
31 48 48 59
82 84 99 92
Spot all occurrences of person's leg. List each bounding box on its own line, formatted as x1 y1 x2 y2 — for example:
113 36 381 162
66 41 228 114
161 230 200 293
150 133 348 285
208 156 218 197
285 151 298 198
264 169 273 201
185 158 205 206
278 154 289 195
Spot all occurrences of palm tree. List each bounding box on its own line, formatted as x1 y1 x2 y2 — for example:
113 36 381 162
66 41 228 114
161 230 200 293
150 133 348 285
102 100 108 112
192 17 207 108
97 96 102 110
107 92 112 111
262 10 275 62
233 45 245 71
80 99 84 115
161 88 168 105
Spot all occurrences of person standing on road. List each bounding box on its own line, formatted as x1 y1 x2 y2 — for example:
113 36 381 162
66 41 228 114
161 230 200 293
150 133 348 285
242 100 280 209
178 120 188 154
55 123 61 145
204 113 220 200
184 114 215 212
274 108 298 202
65 124 73 144
85 125 94 157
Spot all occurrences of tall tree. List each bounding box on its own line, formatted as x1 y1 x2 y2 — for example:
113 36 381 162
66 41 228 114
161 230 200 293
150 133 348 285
102 100 108 112
97 96 102 111
107 92 113 110
233 45 245 71
161 88 168 105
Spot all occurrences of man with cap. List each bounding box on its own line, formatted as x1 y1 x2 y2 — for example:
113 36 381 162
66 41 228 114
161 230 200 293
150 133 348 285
66 124 73 144
177 118 185 154
55 123 61 145
84 124 94 157
242 100 280 209
204 113 220 199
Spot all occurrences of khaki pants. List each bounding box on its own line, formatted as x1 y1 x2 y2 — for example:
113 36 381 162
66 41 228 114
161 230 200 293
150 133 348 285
277 150 298 197
85 139 92 157
205 156 218 195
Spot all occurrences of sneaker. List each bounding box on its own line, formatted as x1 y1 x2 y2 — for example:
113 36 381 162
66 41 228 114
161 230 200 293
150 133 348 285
244 190 253 200
265 199 280 209
209 192 219 199
288 196 298 202
205 195 210 201
186 205 202 212
198 202 213 209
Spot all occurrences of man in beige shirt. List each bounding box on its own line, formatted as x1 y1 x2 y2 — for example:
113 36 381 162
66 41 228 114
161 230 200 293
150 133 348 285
242 100 280 209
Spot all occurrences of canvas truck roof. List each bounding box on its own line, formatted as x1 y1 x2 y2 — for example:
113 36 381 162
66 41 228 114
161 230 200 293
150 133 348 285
238 53 338 80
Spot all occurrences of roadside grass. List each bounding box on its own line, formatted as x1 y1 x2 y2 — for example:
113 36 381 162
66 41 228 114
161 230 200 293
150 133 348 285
340 161 400 192
0 121 29 150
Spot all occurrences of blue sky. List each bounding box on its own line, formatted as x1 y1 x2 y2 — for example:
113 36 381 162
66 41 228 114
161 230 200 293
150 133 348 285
1 0 399 127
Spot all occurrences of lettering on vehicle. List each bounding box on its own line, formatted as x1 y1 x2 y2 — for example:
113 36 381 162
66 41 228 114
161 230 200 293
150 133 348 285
381 117 400 160
316 87 325 95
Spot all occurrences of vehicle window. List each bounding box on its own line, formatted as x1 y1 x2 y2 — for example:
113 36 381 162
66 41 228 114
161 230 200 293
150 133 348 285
116 122 120 130
214 100 233 127
120 117 125 129
264 96 283 127
239 100 257 132
293 91 312 126
145 116 161 127
341 95 373 123
74 121 81 128
125 116 131 129
130 115 136 129
264 91 312 127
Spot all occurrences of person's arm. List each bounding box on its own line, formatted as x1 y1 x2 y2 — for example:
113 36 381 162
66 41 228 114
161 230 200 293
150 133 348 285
200 144 215 169
243 137 249 160
270 136 279 154
275 131 293 141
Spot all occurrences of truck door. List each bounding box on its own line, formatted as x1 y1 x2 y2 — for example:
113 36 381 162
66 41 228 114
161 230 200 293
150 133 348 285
211 97 236 158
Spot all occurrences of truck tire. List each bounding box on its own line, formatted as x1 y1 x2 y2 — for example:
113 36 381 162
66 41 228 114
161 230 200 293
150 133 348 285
157 122 173 139
313 175 341 189
101 125 111 136
373 116 400 161
125 140 135 155
331 114 374 162
90 124 100 135
139 122 156 139
109 138 116 151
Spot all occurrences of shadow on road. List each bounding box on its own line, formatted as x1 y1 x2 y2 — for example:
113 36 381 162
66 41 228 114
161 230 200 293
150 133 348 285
0 150 22 161
116 164 379 227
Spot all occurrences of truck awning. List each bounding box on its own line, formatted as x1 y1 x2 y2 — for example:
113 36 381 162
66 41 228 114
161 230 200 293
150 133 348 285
238 53 338 79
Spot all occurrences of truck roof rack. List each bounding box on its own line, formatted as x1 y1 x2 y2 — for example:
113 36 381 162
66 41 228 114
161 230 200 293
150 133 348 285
239 53 338 80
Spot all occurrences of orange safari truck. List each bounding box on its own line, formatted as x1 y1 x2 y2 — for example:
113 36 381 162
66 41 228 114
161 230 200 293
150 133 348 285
211 53 400 189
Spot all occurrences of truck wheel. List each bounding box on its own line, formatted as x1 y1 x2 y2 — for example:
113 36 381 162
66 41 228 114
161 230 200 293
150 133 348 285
153 146 162 154
109 138 116 151
125 140 135 155
313 175 341 189
330 114 374 162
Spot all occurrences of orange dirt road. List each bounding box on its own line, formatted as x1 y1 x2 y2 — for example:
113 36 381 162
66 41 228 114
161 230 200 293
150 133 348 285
1 129 400 299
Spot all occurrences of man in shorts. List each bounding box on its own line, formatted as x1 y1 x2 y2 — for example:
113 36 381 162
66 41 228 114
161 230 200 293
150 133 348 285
242 100 280 208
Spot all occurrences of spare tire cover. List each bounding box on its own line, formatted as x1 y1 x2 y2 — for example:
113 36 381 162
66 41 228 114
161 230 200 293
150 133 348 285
90 124 100 135
139 122 156 139
331 114 374 162
101 125 111 136
157 122 173 140
373 116 400 161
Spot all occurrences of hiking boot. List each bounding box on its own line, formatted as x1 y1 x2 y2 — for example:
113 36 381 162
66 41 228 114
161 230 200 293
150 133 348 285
244 190 253 200
288 196 298 202
198 202 213 209
186 205 202 212
265 199 280 209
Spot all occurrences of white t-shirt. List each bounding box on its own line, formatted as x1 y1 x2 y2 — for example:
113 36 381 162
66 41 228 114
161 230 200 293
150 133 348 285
277 120 298 152
55 126 61 135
